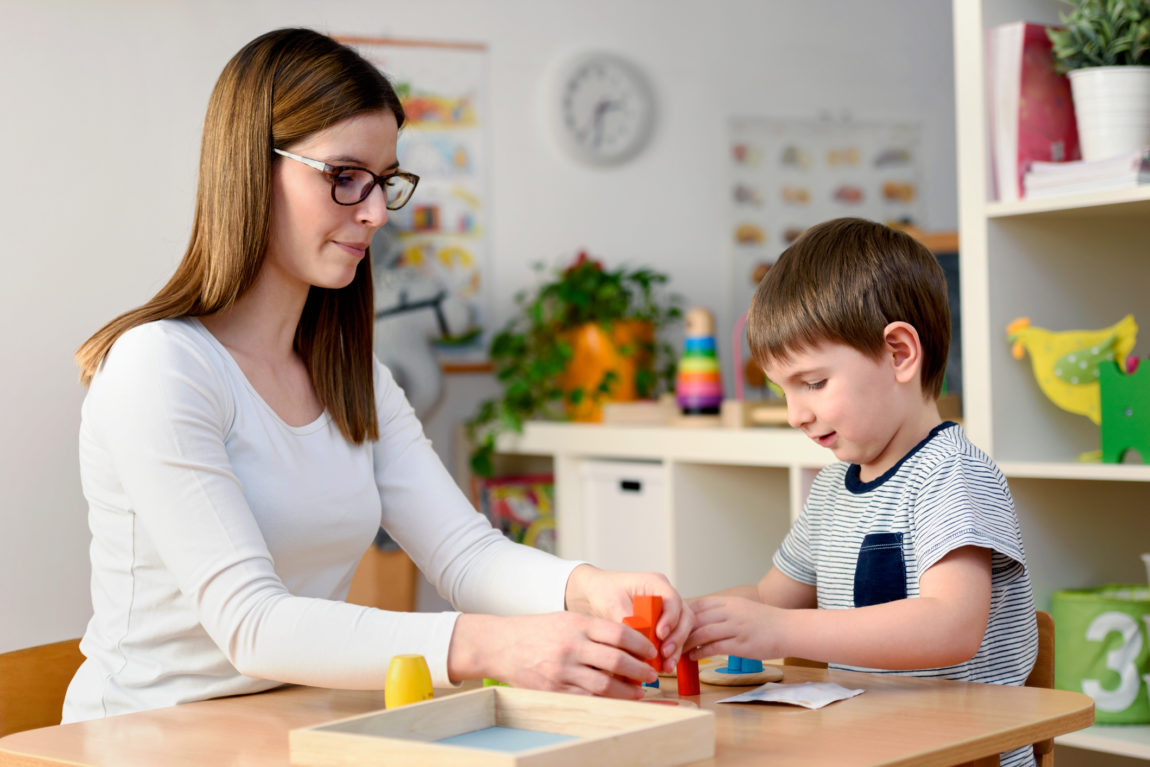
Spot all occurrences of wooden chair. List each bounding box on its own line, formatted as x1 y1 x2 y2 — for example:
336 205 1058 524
346 544 418 612
0 638 84 737
1027 609 1056 767
782 609 1056 767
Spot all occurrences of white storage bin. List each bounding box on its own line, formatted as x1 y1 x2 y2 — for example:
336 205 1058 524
578 460 670 577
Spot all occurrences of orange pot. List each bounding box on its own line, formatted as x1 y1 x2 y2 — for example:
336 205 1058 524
560 320 654 422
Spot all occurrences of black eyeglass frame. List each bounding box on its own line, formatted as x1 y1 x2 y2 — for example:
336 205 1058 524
273 148 420 210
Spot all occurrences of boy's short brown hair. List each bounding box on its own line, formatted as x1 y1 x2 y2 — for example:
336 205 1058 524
746 217 950 399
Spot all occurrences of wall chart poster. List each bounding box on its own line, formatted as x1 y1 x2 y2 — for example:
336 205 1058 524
342 37 491 364
727 117 925 333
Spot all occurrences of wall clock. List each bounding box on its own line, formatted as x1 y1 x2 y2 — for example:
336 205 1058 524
552 51 657 166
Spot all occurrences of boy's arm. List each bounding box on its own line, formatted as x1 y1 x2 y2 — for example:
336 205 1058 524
688 567 815 606
695 584 759 600
772 545 992 668
756 566 817 608
690 547 991 669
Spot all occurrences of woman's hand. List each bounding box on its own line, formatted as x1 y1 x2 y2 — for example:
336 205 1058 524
686 595 783 661
447 612 659 698
563 565 694 673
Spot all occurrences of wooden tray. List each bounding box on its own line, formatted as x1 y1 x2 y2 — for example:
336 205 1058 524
290 685 715 766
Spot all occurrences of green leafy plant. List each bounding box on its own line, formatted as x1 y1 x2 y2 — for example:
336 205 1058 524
1048 0 1150 73
465 251 682 477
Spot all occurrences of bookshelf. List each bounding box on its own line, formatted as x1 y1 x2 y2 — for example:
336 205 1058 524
986 186 1150 219
955 1 1150 761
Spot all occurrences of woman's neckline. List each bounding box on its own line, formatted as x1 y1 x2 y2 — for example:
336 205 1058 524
186 317 329 434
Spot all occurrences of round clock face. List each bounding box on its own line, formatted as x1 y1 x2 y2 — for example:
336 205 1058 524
554 52 656 166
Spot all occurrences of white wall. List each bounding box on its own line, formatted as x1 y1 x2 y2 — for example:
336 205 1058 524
0 0 955 651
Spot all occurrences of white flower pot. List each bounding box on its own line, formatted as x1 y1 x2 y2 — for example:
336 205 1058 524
1068 66 1150 161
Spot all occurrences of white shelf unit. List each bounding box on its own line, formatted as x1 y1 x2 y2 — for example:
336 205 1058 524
497 422 831 598
954 1 1150 761
1058 724 1150 761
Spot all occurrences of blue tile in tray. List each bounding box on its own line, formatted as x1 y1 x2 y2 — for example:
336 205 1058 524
436 726 579 753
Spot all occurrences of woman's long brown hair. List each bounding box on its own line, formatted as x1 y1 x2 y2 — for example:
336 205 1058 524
75 29 405 443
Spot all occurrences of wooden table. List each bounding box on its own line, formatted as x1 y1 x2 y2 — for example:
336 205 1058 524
0 665 1093 767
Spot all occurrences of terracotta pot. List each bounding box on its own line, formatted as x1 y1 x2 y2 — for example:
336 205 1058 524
560 320 654 422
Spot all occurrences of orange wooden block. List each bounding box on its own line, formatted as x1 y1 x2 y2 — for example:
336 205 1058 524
630 596 663 672
622 615 660 672
622 616 650 634
633 595 663 627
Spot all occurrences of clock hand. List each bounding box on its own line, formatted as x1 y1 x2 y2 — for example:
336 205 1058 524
588 98 622 148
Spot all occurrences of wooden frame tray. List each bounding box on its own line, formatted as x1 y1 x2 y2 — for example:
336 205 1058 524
290 686 714 766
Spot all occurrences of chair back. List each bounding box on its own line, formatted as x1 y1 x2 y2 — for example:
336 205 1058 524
347 545 418 612
1027 610 1055 767
0 638 84 737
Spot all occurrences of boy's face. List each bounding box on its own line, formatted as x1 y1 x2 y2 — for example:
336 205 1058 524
763 341 907 479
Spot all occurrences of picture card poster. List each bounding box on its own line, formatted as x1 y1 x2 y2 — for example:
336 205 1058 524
727 116 925 394
727 116 925 317
342 37 491 362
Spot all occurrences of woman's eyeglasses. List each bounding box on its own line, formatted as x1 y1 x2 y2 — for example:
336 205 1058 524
274 149 419 210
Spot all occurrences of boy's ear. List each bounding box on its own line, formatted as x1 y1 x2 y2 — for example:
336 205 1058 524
883 321 922 384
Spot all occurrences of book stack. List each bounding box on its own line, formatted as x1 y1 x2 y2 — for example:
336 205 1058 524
1023 148 1150 199
986 21 1080 202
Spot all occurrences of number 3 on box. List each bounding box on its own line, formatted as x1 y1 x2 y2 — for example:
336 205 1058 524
1082 612 1150 713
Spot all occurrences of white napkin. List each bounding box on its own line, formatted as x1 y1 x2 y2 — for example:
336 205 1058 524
717 681 864 709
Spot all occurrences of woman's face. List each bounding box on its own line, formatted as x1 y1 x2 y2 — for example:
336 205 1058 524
266 109 399 292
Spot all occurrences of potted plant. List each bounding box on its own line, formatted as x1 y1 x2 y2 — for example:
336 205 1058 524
1048 0 1150 160
465 251 682 477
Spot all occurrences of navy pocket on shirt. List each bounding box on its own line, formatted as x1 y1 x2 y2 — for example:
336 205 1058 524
853 532 907 607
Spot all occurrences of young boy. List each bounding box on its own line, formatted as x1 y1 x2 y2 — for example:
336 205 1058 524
687 218 1037 766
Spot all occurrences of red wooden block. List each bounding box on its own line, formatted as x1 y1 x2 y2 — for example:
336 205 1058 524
676 655 700 696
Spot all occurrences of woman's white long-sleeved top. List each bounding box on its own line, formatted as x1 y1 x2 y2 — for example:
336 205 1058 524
63 318 578 722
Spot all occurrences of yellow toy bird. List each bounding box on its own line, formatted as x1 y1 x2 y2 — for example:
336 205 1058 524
1006 314 1138 425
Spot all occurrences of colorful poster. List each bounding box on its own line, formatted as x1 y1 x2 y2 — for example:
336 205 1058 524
726 117 925 396
341 38 490 363
727 116 924 317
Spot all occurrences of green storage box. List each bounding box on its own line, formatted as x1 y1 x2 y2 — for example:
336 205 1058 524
1052 585 1150 724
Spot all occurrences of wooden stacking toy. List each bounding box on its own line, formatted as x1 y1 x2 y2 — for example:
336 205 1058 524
676 307 723 415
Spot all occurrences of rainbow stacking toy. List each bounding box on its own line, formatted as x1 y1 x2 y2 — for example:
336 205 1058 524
676 307 723 415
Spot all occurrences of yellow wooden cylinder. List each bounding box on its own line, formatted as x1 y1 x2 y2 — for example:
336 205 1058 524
384 654 433 709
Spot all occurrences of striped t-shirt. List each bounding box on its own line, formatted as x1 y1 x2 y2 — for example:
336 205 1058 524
774 422 1038 766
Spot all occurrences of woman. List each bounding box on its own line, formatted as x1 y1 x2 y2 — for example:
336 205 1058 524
64 28 690 722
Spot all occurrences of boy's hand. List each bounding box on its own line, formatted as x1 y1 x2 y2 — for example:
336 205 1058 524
686 595 783 661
